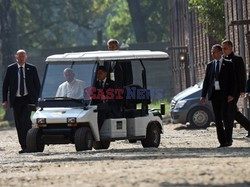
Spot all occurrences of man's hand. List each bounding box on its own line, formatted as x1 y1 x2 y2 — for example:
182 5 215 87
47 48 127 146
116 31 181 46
227 96 234 103
200 97 206 105
2 101 8 111
101 94 108 103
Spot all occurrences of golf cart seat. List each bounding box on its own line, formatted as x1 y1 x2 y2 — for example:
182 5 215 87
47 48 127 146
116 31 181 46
123 84 151 118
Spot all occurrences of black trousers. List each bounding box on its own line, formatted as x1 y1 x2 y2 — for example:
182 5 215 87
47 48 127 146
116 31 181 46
97 101 122 130
13 96 32 150
211 91 234 145
233 94 250 132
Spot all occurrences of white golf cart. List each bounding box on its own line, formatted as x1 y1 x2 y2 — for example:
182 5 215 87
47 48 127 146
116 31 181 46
26 50 169 152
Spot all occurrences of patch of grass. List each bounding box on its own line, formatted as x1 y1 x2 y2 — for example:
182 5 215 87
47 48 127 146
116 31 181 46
0 107 5 121
0 107 12 127
149 98 170 118
0 120 11 127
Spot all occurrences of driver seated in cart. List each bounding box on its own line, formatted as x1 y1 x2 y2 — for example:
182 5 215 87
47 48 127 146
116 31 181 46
91 66 122 130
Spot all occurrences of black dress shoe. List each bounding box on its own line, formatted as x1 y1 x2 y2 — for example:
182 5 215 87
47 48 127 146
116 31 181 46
224 142 232 147
18 149 29 154
217 144 226 148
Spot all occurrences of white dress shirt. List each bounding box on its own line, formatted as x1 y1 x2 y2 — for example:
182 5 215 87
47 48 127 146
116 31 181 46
98 77 107 88
214 57 223 72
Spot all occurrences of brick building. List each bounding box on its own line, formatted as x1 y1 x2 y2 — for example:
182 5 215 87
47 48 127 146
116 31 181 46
225 0 250 74
225 0 250 115
168 0 210 95
169 0 250 103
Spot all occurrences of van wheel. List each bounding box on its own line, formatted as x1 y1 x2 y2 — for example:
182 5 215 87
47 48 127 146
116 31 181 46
26 128 45 152
75 127 93 151
188 107 212 129
141 124 161 148
93 141 110 150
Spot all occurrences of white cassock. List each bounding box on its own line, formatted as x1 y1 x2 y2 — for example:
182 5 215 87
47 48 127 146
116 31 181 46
56 79 86 99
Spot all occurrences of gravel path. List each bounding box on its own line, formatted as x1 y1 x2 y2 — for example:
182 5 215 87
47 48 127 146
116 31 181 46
0 123 250 187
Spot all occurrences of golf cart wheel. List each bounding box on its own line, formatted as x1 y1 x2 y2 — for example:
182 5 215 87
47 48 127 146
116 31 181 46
26 128 45 152
141 123 161 148
188 107 212 129
74 127 93 151
93 141 110 150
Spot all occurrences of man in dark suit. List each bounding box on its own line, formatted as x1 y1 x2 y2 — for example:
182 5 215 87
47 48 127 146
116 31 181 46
222 40 250 137
92 66 121 130
2 49 40 153
92 66 115 105
105 39 133 88
200 44 235 147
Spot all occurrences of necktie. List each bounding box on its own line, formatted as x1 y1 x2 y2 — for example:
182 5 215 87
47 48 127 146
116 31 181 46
99 80 103 89
19 67 24 96
111 61 116 71
215 61 220 81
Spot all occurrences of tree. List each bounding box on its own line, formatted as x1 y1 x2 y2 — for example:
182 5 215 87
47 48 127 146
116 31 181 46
0 0 16 121
11 0 101 49
188 0 225 43
127 0 148 42
104 0 169 44
5 0 169 49
0 0 15 65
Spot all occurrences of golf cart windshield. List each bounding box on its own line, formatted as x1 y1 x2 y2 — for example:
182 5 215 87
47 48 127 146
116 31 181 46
40 61 96 101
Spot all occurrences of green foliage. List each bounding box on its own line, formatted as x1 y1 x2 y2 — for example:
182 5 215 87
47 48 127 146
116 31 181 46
0 121 11 127
188 0 225 41
0 107 11 126
0 107 4 120
12 0 99 49
141 0 169 42
105 0 134 44
10 0 169 49
93 0 116 14
105 0 169 44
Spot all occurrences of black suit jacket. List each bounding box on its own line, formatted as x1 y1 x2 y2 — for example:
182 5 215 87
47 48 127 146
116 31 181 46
2 62 41 107
91 79 115 105
201 58 235 100
104 61 133 88
224 52 246 95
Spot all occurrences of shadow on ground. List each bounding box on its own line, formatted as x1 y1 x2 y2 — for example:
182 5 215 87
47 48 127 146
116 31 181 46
2 146 249 165
160 182 250 187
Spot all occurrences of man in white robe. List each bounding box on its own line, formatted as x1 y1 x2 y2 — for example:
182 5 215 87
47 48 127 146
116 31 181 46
56 68 85 99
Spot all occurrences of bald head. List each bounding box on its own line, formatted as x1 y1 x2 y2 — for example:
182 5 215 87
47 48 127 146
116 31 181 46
16 49 27 66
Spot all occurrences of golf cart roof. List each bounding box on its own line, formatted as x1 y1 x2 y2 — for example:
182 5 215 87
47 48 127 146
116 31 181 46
45 50 169 62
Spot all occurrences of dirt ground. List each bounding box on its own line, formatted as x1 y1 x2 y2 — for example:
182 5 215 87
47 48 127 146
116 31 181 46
0 121 250 187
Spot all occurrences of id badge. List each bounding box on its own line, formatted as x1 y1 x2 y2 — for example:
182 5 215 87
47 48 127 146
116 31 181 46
110 72 115 81
214 81 220 90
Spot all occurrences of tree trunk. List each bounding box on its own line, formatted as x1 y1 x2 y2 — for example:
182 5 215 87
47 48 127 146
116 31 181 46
0 0 15 122
127 0 148 43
